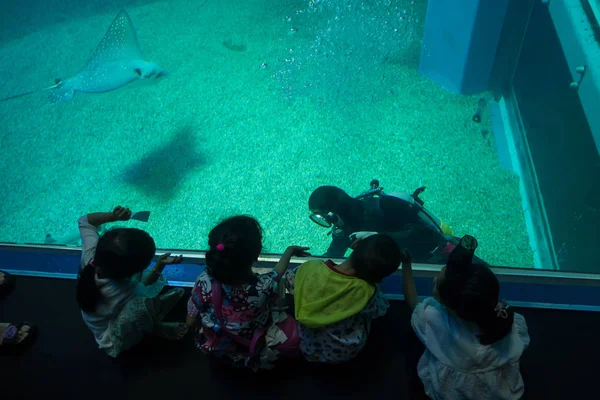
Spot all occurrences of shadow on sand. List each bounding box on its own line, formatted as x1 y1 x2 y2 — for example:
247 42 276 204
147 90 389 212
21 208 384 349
122 125 206 200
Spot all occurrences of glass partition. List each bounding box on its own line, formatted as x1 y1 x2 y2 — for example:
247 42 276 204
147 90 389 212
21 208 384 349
0 0 597 272
509 0 600 273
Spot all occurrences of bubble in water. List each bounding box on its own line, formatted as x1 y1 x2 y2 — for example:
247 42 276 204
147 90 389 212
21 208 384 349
272 0 426 103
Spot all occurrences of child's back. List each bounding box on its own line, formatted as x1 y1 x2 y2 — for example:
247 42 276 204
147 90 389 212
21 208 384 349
76 207 187 357
404 235 530 400
412 297 529 400
188 268 280 366
286 234 401 363
186 215 308 369
287 259 389 362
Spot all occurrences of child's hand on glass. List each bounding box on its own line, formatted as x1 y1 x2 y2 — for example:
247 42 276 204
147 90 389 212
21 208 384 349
400 249 412 264
156 252 184 267
111 206 132 221
285 246 311 257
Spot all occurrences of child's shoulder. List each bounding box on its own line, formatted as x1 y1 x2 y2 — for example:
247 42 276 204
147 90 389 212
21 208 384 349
287 259 325 274
193 270 212 288
419 297 443 311
413 297 446 321
299 259 327 270
511 311 530 341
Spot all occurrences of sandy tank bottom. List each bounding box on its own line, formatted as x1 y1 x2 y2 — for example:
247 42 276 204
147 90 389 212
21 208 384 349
0 0 533 268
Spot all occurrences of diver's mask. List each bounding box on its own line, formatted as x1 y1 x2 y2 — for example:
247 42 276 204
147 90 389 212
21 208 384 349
309 211 344 235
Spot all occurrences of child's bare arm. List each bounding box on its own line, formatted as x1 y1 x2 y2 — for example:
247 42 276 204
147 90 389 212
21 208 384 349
141 253 183 286
87 206 131 227
401 251 419 310
274 246 310 276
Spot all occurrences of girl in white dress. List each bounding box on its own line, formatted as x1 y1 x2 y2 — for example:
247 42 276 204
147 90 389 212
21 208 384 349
402 235 530 400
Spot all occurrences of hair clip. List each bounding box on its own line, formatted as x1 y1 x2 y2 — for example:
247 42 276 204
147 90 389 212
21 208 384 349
494 299 509 319
216 243 225 251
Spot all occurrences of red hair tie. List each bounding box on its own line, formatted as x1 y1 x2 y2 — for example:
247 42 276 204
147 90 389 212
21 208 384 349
216 243 225 251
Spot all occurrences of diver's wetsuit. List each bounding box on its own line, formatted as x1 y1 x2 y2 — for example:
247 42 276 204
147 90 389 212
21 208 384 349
324 194 458 264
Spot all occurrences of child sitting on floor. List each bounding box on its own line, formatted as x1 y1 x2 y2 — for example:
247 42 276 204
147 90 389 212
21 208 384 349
285 233 401 363
402 235 530 400
186 215 309 370
76 206 187 358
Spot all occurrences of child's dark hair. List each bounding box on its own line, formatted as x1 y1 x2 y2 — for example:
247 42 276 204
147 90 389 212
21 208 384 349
205 215 263 285
437 262 514 345
76 228 156 313
349 234 401 284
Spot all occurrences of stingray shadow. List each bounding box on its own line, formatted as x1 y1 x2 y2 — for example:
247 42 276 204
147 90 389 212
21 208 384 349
122 126 206 200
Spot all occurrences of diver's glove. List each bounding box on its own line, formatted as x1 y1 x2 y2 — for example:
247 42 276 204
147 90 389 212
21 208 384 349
349 231 378 248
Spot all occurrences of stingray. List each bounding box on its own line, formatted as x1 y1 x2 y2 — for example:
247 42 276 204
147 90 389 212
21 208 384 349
0 10 167 103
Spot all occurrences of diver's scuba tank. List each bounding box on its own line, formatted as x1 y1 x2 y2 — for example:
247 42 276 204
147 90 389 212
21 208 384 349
356 179 385 219
357 180 454 237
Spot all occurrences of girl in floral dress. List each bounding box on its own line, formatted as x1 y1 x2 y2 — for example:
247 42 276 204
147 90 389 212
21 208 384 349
186 215 308 369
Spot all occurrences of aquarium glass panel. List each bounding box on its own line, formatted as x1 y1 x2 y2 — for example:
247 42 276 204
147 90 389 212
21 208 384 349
5 0 596 272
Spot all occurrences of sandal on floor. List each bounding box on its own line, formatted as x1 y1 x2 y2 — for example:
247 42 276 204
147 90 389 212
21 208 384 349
0 322 38 354
0 270 16 298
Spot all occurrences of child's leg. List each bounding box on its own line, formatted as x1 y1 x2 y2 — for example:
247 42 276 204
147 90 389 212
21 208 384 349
152 322 188 340
144 289 188 340
105 298 157 357
149 289 188 340
155 288 185 321
104 292 186 357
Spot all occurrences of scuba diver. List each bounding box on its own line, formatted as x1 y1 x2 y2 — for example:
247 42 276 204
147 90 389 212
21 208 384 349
308 180 487 265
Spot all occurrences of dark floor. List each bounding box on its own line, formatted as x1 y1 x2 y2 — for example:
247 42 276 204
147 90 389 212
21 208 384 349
0 276 598 399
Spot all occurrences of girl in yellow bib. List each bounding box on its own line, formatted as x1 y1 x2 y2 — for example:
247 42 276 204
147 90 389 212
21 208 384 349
284 233 402 363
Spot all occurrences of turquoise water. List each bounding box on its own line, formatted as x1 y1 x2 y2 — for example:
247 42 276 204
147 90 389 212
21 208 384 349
0 0 532 267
